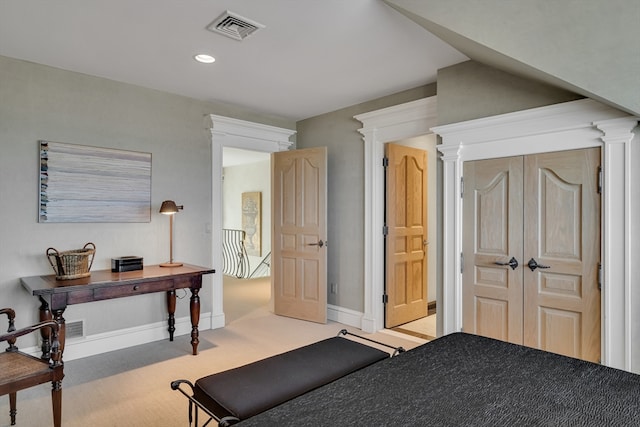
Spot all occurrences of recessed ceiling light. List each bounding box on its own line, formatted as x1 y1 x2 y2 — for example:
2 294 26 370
194 54 215 64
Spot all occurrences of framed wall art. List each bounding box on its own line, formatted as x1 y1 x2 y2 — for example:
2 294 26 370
241 191 261 256
39 141 152 223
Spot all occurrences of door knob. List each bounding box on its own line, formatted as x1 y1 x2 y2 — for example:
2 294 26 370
494 257 519 270
527 258 550 272
308 240 325 248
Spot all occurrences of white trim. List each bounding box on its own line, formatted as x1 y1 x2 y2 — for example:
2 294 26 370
327 304 363 328
209 115 295 329
23 313 212 361
354 96 438 333
595 117 638 370
432 98 638 370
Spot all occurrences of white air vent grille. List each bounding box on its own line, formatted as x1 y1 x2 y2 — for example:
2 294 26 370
66 320 84 339
206 11 265 41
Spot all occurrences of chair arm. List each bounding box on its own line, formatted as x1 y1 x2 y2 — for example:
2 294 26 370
0 320 61 365
0 308 16 332
1 308 17 349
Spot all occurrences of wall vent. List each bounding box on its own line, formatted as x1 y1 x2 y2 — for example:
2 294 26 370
206 10 265 41
66 320 84 339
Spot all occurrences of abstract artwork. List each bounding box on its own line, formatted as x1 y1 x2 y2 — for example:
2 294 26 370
39 141 151 222
242 191 261 256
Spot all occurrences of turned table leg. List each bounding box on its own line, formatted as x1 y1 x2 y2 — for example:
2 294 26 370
189 287 200 355
38 297 52 360
166 290 176 341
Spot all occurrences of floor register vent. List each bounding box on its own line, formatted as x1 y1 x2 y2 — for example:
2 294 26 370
206 10 265 41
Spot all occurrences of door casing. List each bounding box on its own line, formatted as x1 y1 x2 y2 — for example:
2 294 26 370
433 99 637 370
209 115 296 329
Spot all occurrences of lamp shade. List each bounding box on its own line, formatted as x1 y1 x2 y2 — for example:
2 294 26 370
159 200 183 214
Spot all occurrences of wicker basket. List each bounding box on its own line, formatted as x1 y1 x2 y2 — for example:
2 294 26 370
46 242 96 280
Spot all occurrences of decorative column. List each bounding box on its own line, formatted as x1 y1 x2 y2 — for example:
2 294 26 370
436 143 463 334
596 117 639 371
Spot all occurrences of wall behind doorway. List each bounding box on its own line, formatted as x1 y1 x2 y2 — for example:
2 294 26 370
222 159 271 275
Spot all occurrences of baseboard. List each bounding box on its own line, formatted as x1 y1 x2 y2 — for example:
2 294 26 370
328 304 363 329
24 306 374 361
22 312 212 362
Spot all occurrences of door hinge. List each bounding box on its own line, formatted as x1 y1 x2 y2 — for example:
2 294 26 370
598 263 602 290
382 157 389 168
382 294 389 304
460 252 464 274
460 177 464 198
383 225 389 236
597 166 603 194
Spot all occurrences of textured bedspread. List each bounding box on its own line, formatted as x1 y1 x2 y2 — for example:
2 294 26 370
238 333 640 426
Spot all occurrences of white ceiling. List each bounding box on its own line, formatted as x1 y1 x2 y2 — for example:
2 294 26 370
0 0 467 122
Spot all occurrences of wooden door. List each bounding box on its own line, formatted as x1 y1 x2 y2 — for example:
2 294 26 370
385 143 428 328
523 148 601 362
462 156 524 343
272 147 328 323
462 148 601 362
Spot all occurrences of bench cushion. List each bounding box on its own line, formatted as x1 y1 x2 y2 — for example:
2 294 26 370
194 336 389 420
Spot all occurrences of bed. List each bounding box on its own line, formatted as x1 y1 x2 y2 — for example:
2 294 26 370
237 332 640 426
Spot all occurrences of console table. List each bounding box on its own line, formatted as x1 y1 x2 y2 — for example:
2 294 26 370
21 264 215 358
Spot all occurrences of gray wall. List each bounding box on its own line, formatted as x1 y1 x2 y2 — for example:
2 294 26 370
0 55 292 343
436 60 583 125
296 84 437 311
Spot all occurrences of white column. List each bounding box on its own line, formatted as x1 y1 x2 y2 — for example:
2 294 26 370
209 130 226 329
596 117 638 370
359 127 385 333
437 143 463 334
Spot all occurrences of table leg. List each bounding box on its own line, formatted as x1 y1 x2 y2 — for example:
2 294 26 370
52 309 66 357
190 287 200 355
166 290 176 341
38 296 52 360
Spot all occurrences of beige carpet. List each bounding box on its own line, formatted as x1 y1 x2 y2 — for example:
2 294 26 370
1 276 423 427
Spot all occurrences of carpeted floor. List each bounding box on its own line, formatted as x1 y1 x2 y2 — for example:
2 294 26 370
393 314 437 340
0 276 423 427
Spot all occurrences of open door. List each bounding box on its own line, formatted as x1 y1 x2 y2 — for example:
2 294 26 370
384 143 428 328
272 147 328 323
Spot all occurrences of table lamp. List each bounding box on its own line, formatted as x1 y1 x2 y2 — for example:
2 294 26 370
159 200 184 267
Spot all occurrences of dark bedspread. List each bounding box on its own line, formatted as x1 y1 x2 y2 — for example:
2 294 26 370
238 333 640 426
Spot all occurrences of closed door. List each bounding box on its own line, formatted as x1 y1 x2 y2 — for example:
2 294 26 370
385 143 428 328
272 147 328 323
463 148 601 362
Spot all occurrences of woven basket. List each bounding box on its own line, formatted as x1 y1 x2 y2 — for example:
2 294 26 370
46 242 96 280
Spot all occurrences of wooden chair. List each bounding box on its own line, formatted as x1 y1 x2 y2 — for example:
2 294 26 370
0 308 63 426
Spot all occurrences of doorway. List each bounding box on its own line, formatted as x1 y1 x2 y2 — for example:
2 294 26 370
209 114 296 329
355 96 439 334
221 146 273 322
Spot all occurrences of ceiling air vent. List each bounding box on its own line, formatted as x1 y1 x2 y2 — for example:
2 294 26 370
206 11 265 41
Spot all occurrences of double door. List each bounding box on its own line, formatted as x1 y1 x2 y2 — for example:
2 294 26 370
462 148 601 362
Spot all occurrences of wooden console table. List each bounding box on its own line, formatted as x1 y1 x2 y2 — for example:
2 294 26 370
21 264 215 358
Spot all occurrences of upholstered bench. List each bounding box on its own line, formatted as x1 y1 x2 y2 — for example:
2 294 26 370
171 330 402 426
